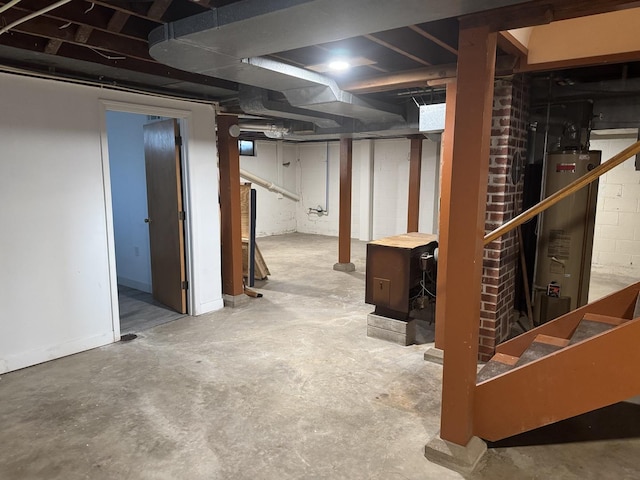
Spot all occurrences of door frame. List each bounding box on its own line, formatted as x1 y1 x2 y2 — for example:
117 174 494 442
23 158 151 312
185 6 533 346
99 100 195 340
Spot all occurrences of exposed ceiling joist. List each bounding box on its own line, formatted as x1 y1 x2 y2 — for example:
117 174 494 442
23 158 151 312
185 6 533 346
408 25 458 56
498 31 528 59
462 0 640 31
106 11 131 33
364 33 432 67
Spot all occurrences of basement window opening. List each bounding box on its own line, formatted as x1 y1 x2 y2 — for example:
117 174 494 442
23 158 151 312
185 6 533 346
239 139 256 156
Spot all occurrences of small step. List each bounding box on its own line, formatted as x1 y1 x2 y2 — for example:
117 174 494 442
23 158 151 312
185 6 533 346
514 334 568 368
477 353 519 384
568 313 627 345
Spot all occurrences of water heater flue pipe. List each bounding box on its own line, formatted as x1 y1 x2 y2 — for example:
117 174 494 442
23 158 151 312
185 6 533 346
240 168 300 202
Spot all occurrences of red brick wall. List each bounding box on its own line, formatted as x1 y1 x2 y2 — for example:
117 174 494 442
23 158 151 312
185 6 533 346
478 75 529 361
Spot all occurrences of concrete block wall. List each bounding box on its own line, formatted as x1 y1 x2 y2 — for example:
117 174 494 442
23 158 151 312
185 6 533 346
590 134 640 278
479 75 529 361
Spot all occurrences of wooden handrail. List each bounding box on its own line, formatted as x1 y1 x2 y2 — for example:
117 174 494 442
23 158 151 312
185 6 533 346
484 140 640 245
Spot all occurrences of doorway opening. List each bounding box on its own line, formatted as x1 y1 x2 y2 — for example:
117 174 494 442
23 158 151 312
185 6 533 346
105 109 189 336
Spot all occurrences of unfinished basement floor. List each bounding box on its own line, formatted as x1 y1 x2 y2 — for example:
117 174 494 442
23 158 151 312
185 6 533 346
1 233 639 480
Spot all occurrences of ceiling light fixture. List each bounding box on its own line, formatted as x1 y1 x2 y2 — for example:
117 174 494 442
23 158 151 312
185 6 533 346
327 60 350 71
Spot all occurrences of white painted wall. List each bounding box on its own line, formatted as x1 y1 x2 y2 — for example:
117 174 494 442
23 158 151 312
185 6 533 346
296 142 341 236
247 137 442 241
0 72 223 374
591 134 640 277
106 111 152 293
240 141 297 237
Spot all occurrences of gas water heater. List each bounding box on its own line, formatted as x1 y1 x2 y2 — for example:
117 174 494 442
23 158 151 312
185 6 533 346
534 150 601 324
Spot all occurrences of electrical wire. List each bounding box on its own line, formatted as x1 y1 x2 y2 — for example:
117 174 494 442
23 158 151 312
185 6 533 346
0 0 73 35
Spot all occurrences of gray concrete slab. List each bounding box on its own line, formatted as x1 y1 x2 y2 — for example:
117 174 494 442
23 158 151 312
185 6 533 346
1 233 639 480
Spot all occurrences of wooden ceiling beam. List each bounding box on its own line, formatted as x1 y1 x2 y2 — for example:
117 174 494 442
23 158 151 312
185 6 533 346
106 11 130 33
0 9 152 61
517 50 640 73
2 3 147 41
146 0 173 21
364 33 432 67
44 39 63 55
497 31 528 58
74 24 94 44
340 64 457 94
88 0 163 23
409 24 458 56
0 30 237 92
340 55 517 94
462 0 640 31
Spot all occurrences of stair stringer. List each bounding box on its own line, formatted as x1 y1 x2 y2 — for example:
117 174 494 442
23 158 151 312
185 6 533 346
495 282 640 358
474 316 640 442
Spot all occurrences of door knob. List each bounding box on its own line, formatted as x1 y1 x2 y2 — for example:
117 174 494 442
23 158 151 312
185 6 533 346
144 218 152 223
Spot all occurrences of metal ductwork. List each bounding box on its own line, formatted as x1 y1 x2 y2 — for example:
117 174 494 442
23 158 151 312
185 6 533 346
149 0 530 130
239 85 344 129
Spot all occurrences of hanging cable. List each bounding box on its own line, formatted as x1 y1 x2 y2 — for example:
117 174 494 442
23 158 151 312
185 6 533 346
0 0 73 35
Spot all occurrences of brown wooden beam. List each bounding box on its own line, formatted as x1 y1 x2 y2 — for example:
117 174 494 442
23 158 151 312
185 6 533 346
497 31 528 59
0 9 151 60
409 24 458 56
517 50 640 73
439 25 497 447
217 115 244 297
434 80 457 351
340 64 457 94
107 11 130 33
335 138 354 271
462 0 640 31
147 0 172 21
1 0 151 40
340 55 515 94
74 25 93 44
407 136 423 233
364 33 432 67
0 30 237 92
44 39 63 55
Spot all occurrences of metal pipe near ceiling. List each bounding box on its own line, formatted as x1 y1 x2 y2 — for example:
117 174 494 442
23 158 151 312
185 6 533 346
0 0 73 35
240 168 300 202
0 0 23 15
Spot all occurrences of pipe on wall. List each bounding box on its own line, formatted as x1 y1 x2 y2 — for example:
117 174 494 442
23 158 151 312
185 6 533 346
240 168 300 202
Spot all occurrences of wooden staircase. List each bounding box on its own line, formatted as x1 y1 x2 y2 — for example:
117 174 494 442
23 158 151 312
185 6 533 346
474 282 640 442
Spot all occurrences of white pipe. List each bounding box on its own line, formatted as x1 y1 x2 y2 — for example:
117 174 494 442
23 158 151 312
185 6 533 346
0 0 23 15
240 168 300 202
0 0 73 35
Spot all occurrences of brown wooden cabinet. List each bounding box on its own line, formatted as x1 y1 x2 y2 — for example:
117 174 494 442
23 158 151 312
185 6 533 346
365 233 438 320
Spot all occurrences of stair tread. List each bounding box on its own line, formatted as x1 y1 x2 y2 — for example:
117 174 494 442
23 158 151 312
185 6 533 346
477 359 515 384
534 334 570 347
569 319 617 345
514 341 564 367
582 312 627 326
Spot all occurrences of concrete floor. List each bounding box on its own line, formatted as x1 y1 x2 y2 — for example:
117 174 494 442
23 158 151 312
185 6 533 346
1 233 639 480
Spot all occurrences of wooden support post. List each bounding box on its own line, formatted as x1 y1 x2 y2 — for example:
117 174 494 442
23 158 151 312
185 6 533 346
217 115 244 298
434 80 457 351
439 25 497 446
407 136 423 232
334 138 355 272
